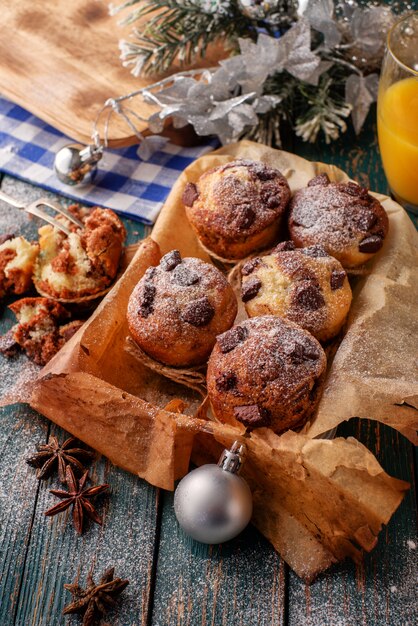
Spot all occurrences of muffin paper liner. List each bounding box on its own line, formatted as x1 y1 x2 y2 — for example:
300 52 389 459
2 141 417 581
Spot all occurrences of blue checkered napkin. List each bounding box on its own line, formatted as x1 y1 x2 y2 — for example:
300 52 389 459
0 97 218 225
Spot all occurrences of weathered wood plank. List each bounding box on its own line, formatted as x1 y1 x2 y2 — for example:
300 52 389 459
150 489 286 626
286 108 417 626
0 405 48 625
13 423 160 626
1 103 417 626
0 175 157 625
287 419 417 626
0 178 51 625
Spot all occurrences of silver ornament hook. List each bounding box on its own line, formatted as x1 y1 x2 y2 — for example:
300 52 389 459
54 68 213 186
90 68 208 152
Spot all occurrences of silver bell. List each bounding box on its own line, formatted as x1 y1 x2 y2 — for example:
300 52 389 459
54 143 103 186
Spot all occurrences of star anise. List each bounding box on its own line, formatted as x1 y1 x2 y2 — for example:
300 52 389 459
45 465 109 534
63 567 129 626
26 435 95 482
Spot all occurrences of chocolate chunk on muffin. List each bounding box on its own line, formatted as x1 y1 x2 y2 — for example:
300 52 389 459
127 251 237 366
33 205 126 300
207 316 327 434
0 235 39 298
241 242 352 342
288 174 389 267
6 297 83 365
183 159 291 259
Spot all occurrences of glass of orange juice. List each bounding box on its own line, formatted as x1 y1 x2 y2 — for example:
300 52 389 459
377 12 418 214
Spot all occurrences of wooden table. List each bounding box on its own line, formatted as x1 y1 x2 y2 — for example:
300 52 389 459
0 113 417 626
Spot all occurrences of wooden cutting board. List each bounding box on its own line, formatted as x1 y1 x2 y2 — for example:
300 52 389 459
0 0 223 147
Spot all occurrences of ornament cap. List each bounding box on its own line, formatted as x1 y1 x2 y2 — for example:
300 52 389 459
54 143 103 187
217 441 246 475
79 144 103 166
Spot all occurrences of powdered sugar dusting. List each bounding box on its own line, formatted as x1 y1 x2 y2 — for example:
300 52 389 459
242 246 352 342
289 179 388 263
208 316 327 433
0 352 40 404
127 255 237 366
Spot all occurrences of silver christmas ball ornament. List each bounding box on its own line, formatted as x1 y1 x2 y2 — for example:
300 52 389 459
174 442 252 544
54 143 103 187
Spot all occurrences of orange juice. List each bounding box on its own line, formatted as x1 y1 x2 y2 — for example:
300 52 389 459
377 77 418 206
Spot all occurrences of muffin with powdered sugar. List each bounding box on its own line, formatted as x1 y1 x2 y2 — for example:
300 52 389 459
207 315 327 434
182 159 291 260
288 174 389 268
127 250 237 367
240 241 352 342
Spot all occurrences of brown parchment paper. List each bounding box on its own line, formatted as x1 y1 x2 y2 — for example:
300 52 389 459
4 141 417 581
189 422 408 581
153 140 418 444
305 192 418 442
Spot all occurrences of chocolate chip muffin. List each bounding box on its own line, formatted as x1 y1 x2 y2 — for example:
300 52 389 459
127 250 238 367
33 205 126 300
240 242 352 342
0 234 39 298
288 174 389 267
183 159 291 259
207 316 326 434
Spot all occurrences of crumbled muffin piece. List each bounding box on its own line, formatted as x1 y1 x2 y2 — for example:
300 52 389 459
4 297 83 365
33 205 126 299
0 236 39 298
0 327 19 357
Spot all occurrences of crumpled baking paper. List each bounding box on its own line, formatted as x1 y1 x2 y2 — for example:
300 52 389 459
4 141 416 581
